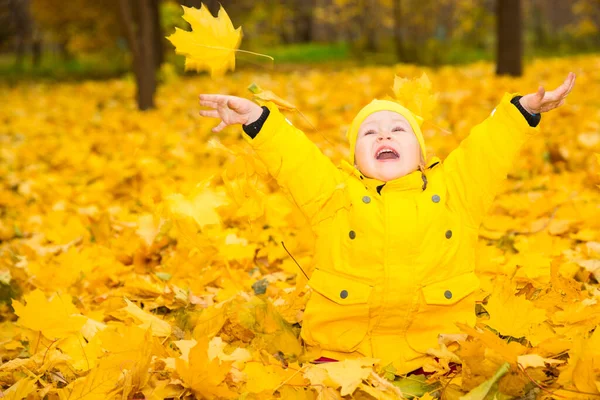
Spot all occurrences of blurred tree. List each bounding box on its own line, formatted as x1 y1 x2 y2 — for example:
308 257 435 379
567 0 600 49
118 0 162 110
392 0 405 60
178 0 219 15
293 0 316 42
31 0 121 56
31 0 166 110
496 0 522 76
4 0 41 67
360 0 379 51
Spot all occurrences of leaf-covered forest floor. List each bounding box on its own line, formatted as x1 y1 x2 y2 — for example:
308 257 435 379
1 55 600 399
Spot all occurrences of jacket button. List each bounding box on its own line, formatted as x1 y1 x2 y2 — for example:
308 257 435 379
362 196 371 204
445 230 453 239
432 195 440 203
349 230 356 239
444 290 453 299
340 290 348 299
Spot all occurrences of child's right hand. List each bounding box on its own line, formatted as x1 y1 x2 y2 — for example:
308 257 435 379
198 94 264 133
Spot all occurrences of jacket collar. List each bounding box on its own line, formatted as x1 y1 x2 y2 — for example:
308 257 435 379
340 156 441 193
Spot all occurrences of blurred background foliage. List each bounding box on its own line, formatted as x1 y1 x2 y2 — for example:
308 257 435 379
0 0 598 107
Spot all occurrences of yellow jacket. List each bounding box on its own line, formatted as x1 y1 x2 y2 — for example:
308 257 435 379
242 93 539 373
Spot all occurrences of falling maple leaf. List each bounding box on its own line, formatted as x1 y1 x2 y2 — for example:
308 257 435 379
390 72 438 122
248 82 297 110
166 4 242 77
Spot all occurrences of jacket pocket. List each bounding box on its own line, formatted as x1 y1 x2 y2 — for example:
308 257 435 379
301 269 373 352
421 271 480 305
405 272 479 354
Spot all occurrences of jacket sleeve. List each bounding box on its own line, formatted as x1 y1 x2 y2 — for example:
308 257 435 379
241 101 343 222
443 92 540 228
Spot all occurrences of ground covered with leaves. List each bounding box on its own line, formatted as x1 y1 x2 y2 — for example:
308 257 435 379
1 55 600 399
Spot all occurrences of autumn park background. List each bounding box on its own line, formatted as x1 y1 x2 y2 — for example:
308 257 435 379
1 0 600 399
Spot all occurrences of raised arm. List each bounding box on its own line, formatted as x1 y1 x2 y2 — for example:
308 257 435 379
444 73 576 228
199 94 343 223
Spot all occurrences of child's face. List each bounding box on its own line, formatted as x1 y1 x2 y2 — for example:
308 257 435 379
354 110 421 181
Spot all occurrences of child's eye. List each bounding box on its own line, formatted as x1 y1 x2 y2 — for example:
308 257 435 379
392 126 405 132
365 130 376 135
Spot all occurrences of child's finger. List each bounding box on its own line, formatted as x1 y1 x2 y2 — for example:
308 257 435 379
212 121 227 133
227 98 244 112
535 86 545 100
199 94 230 102
199 99 219 108
565 73 576 95
199 109 219 118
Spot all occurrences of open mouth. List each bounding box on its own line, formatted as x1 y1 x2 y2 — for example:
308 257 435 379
375 146 400 161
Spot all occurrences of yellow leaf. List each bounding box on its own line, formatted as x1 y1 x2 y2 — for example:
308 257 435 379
166 183 226 229
459 362 510 400
173 339 198 361
207 336 252 368
58 359 121 400
58 333 103 371
391 72 438 121
573 358 599 394
484 280 547 339
248 82 297 110
243 362 283 393
175 337 235 399
1 378 37 400
192 305 228 339
517 354 564 369
12 289 87 339
304 358 377 396
142 379 183 400
112 298 171 337
166 4 242 77
136 214 162 247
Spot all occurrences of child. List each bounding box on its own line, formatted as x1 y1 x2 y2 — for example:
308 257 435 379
199 72 576 374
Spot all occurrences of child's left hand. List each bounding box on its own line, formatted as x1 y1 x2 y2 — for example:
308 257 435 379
519 72 576 114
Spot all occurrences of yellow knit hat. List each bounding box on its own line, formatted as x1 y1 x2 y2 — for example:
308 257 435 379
346 99 427 164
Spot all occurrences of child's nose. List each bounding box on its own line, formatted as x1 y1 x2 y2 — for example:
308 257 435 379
377 133 392 141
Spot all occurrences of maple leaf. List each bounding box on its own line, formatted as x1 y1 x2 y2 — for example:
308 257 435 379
58 358 121 400
390 72 438 122
1 378 37 400
166 4 242 77
175 337 235 399
12 289 87 340
517 354 564 369
304 358 378 396
243 362 284 394
248 82 297 110
484 280 547 340
166 182 226 229
110 298 171 337
459 362 510 400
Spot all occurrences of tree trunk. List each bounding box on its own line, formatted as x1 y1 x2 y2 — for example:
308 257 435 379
151 0 164 68
137 0 157 110
118 0 158 110
31 28 42 67
362 0 378 52
294 0 314 43
496 0 522 76
392 0 405 61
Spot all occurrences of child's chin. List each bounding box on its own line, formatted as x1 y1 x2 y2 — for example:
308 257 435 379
375 165 407 181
